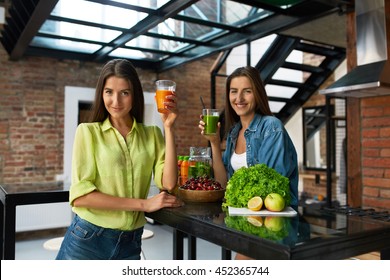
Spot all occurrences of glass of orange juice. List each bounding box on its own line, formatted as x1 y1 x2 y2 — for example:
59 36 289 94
155 80 176 113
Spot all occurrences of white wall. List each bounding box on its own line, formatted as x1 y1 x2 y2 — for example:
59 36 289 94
285 110 303 192
63 86 95 190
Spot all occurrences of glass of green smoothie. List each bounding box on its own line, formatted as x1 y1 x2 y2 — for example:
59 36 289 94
202 109 219 135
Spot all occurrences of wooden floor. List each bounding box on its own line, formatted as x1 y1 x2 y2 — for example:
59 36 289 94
353 252 380 260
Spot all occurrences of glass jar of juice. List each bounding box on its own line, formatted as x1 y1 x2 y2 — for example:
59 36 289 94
188 147 212 179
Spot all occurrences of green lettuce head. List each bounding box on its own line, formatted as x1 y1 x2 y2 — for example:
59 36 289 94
223 164 290 208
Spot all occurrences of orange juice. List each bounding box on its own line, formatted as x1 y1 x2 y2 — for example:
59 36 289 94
155 89 174 113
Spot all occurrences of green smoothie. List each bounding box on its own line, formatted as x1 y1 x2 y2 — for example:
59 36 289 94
188 165 198 179
203 115 219 135
196 161 211 177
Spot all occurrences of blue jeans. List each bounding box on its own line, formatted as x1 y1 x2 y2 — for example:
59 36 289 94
56 215 143 260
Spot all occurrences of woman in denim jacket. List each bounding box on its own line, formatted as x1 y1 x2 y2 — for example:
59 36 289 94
199 66 298 258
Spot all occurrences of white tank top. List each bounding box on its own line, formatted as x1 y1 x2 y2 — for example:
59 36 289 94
231 152 248 171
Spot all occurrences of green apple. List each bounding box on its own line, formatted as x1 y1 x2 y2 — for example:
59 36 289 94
264 216 285 232
264 193 285 212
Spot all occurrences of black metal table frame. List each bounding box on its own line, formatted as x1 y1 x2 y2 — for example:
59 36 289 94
171 230 232 260
0 185 69 260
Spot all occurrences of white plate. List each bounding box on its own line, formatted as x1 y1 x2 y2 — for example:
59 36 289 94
228 206 297 217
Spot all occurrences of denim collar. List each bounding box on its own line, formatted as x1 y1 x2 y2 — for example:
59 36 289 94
230 114 263 139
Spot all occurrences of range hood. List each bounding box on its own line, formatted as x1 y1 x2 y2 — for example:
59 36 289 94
320 0 390 97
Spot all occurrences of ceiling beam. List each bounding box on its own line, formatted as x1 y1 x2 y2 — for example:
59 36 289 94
9 0 58 60
91 0 199 62
157 13 299 72
157 0 341 72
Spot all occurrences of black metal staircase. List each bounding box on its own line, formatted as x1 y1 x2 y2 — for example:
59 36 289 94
257 34 346 123
211 34 346 124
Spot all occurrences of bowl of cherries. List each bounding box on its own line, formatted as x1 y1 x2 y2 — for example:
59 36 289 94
178 176 225 203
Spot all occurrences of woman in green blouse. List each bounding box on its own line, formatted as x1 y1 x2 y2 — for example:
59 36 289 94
56 59 183 260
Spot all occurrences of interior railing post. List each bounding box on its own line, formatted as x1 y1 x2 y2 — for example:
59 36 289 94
326 95 332 207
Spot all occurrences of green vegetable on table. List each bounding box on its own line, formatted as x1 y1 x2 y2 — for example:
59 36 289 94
224 215 290 241
223 163 290 208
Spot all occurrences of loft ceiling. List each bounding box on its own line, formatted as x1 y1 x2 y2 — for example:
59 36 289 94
0 0 352 72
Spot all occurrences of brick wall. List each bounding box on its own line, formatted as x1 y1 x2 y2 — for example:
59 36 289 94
344 6 390 211
361 96 390 210
0 49 99 190
301 173 338 202
0 45 222 191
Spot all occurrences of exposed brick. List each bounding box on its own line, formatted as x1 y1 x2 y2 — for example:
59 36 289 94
362 148 380 157
363 177 390 188
361 97 390 107
380 127 390 137
363 187 379 197
362 168 385 177
362 128 379 138
381 149 390 157
362 157 390 168
380 189 390 199
300 173 337 201
362 196 390 211
362 107 384 117
362 116 390 128
383 106 390 116
362 138 390 148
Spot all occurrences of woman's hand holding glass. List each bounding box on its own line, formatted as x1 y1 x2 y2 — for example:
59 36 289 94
199 114 221 145
160 93 178 128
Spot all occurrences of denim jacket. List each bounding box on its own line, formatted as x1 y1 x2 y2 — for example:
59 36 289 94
222 114 299 206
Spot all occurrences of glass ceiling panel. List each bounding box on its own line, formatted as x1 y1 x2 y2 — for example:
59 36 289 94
149 18 223 41
39 20 121 43
110 0 170 9
181 0 271 27
261 0 305 9
126 35 189 53
109 47 166 60
30 37 102 53
51 0 147 29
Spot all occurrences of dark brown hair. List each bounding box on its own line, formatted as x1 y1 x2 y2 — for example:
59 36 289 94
89 59 144 123
224 66 272 134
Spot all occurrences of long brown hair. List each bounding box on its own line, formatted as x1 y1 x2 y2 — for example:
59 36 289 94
224 66 272 134
89 59 144 123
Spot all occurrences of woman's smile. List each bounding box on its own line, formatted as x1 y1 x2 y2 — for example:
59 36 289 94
111 106 124 111
235 102 248 108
